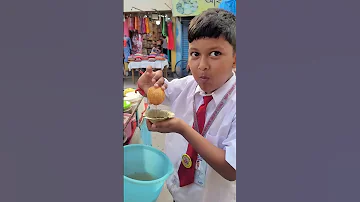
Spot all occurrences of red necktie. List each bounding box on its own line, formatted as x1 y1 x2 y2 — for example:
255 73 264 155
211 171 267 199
178 95 213 187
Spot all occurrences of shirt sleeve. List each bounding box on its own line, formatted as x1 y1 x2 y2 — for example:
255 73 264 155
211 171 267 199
222 114 236 170
162 76 192 106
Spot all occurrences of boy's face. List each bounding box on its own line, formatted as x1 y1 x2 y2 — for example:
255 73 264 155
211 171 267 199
188 37 235 94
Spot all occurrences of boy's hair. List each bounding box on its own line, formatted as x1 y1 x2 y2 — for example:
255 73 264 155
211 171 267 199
188 8 236 51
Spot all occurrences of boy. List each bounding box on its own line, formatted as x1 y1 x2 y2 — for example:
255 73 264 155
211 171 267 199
137 8 236 202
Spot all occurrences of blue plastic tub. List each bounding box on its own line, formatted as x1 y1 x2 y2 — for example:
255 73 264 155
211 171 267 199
124 144 174 202
140 119 152 146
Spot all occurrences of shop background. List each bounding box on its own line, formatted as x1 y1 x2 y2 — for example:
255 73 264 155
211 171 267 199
124 0 222 73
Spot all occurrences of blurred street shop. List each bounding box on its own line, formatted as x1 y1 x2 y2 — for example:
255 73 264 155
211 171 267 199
123 0 224 81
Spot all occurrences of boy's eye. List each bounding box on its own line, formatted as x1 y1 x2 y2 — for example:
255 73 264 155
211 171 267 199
190 52 200 57
210 51 221 57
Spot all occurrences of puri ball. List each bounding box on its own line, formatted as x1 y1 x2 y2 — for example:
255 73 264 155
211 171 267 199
147 86 165 105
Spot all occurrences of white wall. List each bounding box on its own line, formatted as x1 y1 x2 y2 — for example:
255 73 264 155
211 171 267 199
124 0 172 12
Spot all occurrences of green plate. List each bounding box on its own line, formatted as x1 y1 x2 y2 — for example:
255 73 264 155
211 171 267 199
123 101 131 111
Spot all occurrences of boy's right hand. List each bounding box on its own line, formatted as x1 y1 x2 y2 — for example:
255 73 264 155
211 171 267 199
137 66 167 96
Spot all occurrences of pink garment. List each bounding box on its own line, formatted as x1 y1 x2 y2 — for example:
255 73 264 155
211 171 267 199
167 21 174 50
128 17 134 30
138 34 143 51
124 20 129 36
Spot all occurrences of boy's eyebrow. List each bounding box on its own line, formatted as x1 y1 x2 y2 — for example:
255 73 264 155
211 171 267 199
189 46 225 51
188 47 199 52
207 46 225 51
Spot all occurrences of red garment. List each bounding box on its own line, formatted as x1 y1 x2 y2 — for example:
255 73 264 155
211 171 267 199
167 21 174 50
178 96 213 187
124 20 129 37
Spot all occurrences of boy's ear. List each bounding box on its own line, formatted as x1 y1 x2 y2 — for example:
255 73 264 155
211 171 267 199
232 53 236 68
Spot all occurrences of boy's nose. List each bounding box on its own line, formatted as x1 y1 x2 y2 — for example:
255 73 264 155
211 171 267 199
198 58 209 71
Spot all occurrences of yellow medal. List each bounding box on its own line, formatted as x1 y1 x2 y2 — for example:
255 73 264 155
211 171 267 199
181 154 192 168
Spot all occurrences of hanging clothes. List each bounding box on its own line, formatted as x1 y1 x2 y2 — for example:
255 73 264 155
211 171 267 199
142 17 146 34
124 19 129 37
145 18 150 34
162 37 168 50
137 17 141 31
134 16 138 31
167 21 174 50
131 32 142 54
139 17 143 33
128 17 134 30
162 36 169 59
138 34 143 52
123 36 132 62
162 17 168 37
135 16 141 31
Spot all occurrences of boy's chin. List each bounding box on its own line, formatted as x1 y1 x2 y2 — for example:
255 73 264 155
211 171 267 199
198 84 216 94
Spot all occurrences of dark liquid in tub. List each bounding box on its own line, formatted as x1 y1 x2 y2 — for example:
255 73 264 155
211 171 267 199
126 172 156 181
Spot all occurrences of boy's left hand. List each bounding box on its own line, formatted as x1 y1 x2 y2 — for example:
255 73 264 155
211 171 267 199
146 118 187 134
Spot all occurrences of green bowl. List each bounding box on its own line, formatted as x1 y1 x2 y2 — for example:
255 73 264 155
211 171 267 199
123 101 131 111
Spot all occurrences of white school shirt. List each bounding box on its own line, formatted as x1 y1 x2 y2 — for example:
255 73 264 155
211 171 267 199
163 73 236 202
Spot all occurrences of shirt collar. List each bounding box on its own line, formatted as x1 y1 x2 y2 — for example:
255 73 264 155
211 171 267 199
195 72 236 105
